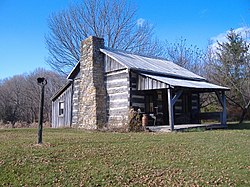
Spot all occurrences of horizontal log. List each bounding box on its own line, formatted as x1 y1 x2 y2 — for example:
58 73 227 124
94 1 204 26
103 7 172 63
106 80 128 89
131 72 137 78
192 100 198 103
107 86 129 94
108 107 129 117
131 97 145 103
130 77 137 84
108 92 128 100
175 106 182 110
106 71 128 81
130 90 145 96
131 103 145 108
192 106 198 110
132 95 145 99
108 100 129 108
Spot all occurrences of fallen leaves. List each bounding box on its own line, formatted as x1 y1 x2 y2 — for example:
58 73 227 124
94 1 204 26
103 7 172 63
0 128 249 186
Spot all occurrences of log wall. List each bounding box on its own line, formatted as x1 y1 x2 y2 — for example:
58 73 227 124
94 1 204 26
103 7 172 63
105 57 129 127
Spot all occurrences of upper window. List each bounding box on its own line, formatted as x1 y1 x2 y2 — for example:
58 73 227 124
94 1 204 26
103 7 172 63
59 102 64 116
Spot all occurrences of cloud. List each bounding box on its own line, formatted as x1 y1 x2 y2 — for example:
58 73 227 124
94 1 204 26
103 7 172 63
137 18 145 27
210 27 250 51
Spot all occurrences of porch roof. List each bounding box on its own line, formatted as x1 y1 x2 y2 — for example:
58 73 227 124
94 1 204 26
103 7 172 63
139 72 229 91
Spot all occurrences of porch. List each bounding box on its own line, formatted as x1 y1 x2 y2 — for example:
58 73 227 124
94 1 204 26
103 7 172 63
146 123 227 132
130 70 229 131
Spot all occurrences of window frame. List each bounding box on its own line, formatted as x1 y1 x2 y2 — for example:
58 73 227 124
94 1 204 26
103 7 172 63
59 101 64 116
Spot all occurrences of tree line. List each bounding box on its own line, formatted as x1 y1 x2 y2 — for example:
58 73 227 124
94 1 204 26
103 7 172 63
0 69 64 127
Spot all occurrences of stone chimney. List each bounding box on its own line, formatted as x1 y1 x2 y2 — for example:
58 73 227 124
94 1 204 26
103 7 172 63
78 36 107 129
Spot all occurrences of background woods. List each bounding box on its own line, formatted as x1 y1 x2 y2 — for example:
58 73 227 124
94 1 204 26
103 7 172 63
0 69 64 127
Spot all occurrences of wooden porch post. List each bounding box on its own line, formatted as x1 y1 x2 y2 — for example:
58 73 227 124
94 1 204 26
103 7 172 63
215 91 227 127
167 88 174 131
221 91 227 127
167 89 183 131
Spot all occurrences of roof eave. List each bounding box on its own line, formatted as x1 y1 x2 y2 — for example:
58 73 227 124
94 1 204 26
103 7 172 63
67 62 80 79
51 80 73 101
133 68 206 82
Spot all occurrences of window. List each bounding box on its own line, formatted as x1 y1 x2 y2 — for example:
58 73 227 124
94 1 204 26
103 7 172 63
59 102 64 116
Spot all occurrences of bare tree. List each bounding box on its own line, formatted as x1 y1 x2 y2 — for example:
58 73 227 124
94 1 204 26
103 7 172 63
0 69 65 127
45 0 163 74
164 38 205 75
0 76 26 127
22 68 65 123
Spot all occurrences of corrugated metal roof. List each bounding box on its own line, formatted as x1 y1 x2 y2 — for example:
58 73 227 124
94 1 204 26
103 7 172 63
140 73 229 90
100 48 205 81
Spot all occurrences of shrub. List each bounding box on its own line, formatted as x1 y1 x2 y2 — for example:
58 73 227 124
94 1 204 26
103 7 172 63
128 108 143 132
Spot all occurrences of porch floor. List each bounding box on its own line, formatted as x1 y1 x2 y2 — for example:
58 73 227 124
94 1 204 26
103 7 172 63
146 123 227 132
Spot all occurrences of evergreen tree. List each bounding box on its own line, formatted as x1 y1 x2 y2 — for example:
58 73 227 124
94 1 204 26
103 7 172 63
210 30 250 123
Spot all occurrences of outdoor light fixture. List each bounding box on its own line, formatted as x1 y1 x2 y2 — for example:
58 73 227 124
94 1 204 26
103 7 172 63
37 77 47 85
37 77 47 144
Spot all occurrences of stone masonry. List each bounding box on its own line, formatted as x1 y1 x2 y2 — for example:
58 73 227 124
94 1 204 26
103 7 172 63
71 75 80 127
77 36 107 129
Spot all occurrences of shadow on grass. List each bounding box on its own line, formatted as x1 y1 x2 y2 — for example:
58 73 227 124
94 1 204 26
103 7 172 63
227 121 250 130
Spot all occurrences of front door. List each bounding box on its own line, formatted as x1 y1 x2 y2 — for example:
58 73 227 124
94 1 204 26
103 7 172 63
145 89 165 125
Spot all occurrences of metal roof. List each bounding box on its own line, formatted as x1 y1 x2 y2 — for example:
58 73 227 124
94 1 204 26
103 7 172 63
100 48 205 81
65 47 229 91
67 62 80 79
140 73 229 90
101 48 229 90
51 81 72 101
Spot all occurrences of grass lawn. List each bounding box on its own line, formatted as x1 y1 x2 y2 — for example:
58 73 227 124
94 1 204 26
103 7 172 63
0 123 250 186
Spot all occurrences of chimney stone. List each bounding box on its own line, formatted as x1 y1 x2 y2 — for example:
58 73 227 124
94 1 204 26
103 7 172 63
77 36 107 129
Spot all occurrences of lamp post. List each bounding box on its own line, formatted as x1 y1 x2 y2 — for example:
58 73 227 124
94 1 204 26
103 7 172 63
37 77 47 144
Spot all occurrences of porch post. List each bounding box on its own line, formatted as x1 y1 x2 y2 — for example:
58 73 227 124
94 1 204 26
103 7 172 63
216 91 227 127
167 88 174 131
221 91 227 127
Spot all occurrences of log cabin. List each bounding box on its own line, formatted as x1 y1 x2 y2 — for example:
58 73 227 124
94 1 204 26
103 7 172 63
51 36 229 131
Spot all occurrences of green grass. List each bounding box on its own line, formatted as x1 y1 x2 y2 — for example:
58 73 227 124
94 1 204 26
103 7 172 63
0 124 250 186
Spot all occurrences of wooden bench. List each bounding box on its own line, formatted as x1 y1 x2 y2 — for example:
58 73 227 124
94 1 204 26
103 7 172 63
199 112 221 121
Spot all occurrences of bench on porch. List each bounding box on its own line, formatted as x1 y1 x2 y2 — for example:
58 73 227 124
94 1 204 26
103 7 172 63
199 112 221 121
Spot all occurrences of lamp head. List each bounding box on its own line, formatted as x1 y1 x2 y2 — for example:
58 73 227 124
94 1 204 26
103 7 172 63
37 77 47 85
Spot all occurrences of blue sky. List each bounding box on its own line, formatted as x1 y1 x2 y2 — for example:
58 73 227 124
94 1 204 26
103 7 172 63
0 0 249 79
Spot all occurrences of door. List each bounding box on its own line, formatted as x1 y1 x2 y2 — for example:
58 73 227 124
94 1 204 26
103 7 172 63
145 90 165 125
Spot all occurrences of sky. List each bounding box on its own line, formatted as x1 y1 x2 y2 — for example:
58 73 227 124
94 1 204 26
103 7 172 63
0 0 249 80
